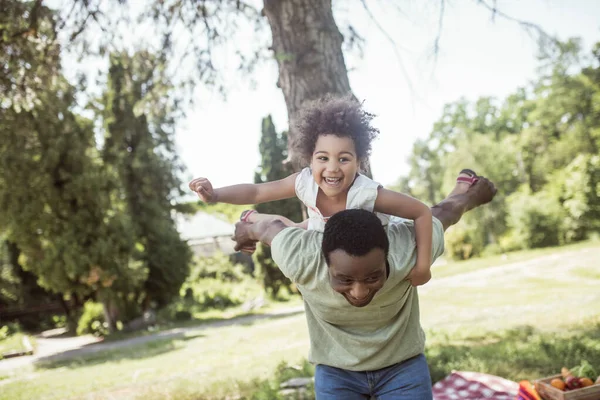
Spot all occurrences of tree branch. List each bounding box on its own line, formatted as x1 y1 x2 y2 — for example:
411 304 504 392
358 0 422 104
432 0 446 68
475 0 555 43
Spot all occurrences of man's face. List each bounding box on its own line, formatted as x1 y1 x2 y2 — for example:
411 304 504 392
328 248 387 307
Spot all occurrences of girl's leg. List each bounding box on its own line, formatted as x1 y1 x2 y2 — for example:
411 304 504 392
240 210 306 228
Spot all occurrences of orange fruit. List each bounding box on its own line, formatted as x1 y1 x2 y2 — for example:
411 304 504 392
579 377 593 387
550 378 566 390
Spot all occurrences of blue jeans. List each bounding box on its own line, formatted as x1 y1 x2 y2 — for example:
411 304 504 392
314 353 432 400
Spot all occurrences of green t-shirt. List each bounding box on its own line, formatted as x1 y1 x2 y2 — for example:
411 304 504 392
271 217 445 372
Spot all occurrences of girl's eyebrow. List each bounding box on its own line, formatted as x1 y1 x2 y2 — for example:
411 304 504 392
314 150 355 156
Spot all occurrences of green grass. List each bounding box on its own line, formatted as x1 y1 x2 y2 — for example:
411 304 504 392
1 241 599 399
0 333 35 359
0 311 310 400
102 296 304 343
426 318 600 384
420 240 600 334
432 239 600 279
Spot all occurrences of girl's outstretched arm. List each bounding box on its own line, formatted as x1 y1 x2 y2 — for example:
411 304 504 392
374 188 433 285
189 172 299 205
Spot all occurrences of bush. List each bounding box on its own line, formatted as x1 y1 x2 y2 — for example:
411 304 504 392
444 216 488 260
185 276 262 310
159 253 265 321
76 301 108 336
191 252 248 282
184 253 263 310
239 360 315 400
0 322 22 340
558 154 600 241
505 187 566 249
174 311 192 321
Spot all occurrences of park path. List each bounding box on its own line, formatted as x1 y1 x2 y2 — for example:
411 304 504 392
0 306 305 372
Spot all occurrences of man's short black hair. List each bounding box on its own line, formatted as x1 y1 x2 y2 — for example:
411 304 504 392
322 209 389 265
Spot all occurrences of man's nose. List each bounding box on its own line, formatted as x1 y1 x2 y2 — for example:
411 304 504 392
349 283 369 300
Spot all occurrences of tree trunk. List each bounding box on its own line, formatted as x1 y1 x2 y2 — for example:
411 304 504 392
263 0 353 164
101 298 119 333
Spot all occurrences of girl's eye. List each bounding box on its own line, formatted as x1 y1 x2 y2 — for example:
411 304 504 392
339 158 349 163
317 156 328 161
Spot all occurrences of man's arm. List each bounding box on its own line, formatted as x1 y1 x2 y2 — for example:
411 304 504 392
232 219 321 285
431 176 497 232
232 219 288 252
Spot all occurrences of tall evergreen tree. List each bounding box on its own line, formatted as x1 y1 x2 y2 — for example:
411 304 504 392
102 51 191 311
253 116 303 297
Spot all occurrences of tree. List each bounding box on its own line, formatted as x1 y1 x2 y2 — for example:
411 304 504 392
0 240 62 330
11 1 553 168
101 51 192 313
399 39 600 258
262 0 354 164
0 70 142 330
253 116 303 297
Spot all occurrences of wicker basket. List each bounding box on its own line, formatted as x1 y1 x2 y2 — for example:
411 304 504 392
534 374 600 400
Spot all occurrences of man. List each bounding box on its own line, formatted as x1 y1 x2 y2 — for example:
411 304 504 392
232 173 497 399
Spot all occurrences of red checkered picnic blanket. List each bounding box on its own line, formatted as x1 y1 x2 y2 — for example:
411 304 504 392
433 371 519 400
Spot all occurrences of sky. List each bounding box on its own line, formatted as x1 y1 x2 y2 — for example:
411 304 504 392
176 0 600 193
56 0 600 194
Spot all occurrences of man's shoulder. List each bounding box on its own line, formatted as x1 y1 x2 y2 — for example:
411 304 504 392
271 227 324 285
272 227 322 258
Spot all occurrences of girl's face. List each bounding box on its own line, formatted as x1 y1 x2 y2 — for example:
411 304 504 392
310 134 359 199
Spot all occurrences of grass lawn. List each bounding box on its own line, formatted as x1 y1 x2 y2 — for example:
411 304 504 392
1 313 310 400
1 241 599 399
432 238 600 279
0 333 35 360
103 295 304 343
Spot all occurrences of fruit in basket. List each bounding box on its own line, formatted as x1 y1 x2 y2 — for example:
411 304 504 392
561 367 572 379
579 377 594 387
565 375 582 390
550 378 566 390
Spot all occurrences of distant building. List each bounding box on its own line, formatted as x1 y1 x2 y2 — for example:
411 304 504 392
176 212 236 257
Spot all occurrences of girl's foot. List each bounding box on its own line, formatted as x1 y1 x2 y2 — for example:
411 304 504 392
448 169 479 197
239 209 296 227
240 209 257 223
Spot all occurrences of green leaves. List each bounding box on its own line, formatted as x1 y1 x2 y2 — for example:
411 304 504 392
399 39 600 259
253 116 302 298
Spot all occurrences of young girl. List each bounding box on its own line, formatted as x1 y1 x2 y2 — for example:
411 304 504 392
189 95 477 286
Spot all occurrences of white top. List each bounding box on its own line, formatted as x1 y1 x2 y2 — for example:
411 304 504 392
294 167 391 232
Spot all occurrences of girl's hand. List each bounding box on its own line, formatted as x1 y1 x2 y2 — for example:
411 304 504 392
407 263 432 287
189 177 216 203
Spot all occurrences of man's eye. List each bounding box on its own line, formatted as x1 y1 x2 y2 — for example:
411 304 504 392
339 279 352 285
366 277 379 283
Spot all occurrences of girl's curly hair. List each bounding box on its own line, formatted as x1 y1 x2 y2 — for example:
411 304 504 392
293 94 379 167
